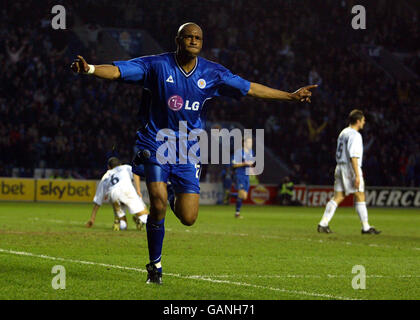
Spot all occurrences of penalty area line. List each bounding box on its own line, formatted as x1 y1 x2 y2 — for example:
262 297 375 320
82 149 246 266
0 248 359 300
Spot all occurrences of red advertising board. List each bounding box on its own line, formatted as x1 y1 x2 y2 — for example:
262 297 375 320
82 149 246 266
230 184 278 205
293 185 353 207
292 185 307 204
229 184 419 207
306 186 354 207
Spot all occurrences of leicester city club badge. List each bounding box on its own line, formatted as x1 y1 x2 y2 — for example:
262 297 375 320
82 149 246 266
197 79 206 89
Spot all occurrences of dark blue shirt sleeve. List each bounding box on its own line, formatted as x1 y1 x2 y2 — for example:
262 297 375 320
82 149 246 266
215 66 250 99
113 57 149 83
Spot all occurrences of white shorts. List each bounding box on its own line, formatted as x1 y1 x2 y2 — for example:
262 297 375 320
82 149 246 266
334 164 365 196
109 185 147 215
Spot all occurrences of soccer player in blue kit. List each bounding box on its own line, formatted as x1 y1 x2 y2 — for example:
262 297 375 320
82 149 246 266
71 22 316 284
231 136 255 218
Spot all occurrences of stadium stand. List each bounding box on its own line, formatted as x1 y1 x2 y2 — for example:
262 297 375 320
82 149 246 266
1 0 419 187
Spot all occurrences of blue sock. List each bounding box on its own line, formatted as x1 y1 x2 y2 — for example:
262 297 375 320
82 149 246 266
236 197 243 212
146 217 165 273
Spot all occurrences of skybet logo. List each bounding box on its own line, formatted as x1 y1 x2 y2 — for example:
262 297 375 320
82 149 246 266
40 182 91 199
153 121 265 175
1 181 25 195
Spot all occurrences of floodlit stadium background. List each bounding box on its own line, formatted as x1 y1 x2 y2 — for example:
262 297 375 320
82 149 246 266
1 0 418 191
1 0 420 301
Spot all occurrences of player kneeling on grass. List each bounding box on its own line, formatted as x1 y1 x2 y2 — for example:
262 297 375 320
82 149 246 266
86 157 149 230
318 109 381 235
231 136 255 219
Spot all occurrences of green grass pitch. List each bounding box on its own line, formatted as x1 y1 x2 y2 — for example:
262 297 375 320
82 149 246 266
0 202 419 300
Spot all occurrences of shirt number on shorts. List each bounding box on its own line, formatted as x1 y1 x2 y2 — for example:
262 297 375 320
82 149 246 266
195 163 201 179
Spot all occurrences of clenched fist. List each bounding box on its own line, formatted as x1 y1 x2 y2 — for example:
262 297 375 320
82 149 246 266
71 55 90 74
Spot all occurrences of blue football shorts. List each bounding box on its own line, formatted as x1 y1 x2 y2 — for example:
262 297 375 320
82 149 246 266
133 145 201 194
234 175 250 192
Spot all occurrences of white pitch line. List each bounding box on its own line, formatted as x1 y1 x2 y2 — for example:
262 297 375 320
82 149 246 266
193 274 420 279
0 248 359 300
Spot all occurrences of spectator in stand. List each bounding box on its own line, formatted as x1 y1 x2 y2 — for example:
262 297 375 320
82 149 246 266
1 0 418 188
278 176 294 205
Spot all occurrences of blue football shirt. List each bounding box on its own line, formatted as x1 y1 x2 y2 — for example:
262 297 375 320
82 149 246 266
113 52 250 164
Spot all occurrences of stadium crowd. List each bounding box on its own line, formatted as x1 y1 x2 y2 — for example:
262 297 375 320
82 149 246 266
1 0 419 187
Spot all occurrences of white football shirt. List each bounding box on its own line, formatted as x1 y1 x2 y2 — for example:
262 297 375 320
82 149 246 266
93 165 134 205
335 127 363 167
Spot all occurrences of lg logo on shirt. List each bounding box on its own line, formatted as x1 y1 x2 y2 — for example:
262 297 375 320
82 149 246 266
168 95 200 112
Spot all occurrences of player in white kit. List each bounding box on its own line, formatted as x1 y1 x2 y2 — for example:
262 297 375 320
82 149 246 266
318 110 381 234
86 157 149 230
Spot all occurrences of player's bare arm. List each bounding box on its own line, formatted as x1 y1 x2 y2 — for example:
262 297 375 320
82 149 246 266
133 174 142 198
86 203 100 227
350 157 360 189
71 55 120 80
247 82 317 103
232 161 254 169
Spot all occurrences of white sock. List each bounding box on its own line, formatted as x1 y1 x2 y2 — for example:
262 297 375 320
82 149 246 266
114 204 125 218
139 214 148 224
355 202 370 231
319 200 338 227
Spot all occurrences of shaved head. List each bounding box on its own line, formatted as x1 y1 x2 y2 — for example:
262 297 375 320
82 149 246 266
177 22 202 37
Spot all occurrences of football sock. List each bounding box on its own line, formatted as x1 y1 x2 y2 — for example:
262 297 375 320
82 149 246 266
355 202 370 231
320 200 338 227
235 197 243 213
139 214 148 224
146 217 165 273
115 207 125 218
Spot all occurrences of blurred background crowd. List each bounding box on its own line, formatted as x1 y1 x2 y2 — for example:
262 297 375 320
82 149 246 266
1 0 419 187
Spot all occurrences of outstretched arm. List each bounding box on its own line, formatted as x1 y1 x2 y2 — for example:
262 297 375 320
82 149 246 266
232 161 255 169
247 82 317 103
71 55 120 80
